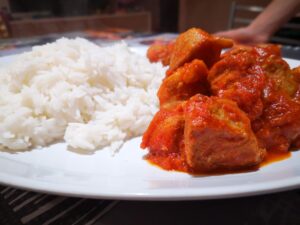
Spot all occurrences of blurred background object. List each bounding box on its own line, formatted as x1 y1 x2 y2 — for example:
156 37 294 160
179 0 300 46
178 0 269 33
0 5 10 38
0 0 153 37
227 1 300 45
0 0 298 46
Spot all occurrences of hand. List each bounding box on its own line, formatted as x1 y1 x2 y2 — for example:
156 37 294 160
214 26 270 44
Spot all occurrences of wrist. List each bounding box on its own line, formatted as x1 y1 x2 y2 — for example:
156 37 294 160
247 24 270 43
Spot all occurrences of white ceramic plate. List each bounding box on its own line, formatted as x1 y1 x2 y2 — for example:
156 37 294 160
0 46 300 201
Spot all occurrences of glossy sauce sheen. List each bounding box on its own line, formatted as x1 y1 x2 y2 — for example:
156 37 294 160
260 151 291 167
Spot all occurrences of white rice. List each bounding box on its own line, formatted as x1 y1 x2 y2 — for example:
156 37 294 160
0 38 165 152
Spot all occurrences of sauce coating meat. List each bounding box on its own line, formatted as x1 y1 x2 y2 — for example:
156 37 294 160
142 27 300 174
147 40 174 66
141 102 187 171
184 95 265 172
157 59 209 108
168 28 232 75
209 45 300 152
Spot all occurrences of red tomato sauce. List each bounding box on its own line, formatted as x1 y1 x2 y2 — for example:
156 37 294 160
146 150 291 175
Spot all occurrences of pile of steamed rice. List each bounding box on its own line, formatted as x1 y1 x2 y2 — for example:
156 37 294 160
0 38 165 152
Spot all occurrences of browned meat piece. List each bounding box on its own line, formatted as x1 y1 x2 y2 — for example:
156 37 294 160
142 27 300 174
141 102 185 155
208 45 266 121
253 93 300 152
292 66 300 103
208 44 300 152
184 94 265 172
167 28 233 75
292 66 300 82
146 41 174 66
141 102 187 171
157 59 209 108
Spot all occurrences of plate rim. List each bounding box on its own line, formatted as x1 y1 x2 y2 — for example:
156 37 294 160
1 169 300 201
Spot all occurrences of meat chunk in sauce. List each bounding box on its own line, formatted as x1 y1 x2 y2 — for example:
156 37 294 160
146 41 174 66
184 94 265 172
168 28 233 75
208 44 300 152
157 59 209 108
141 102 187 171
142 27 300 174
141 95 265 173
